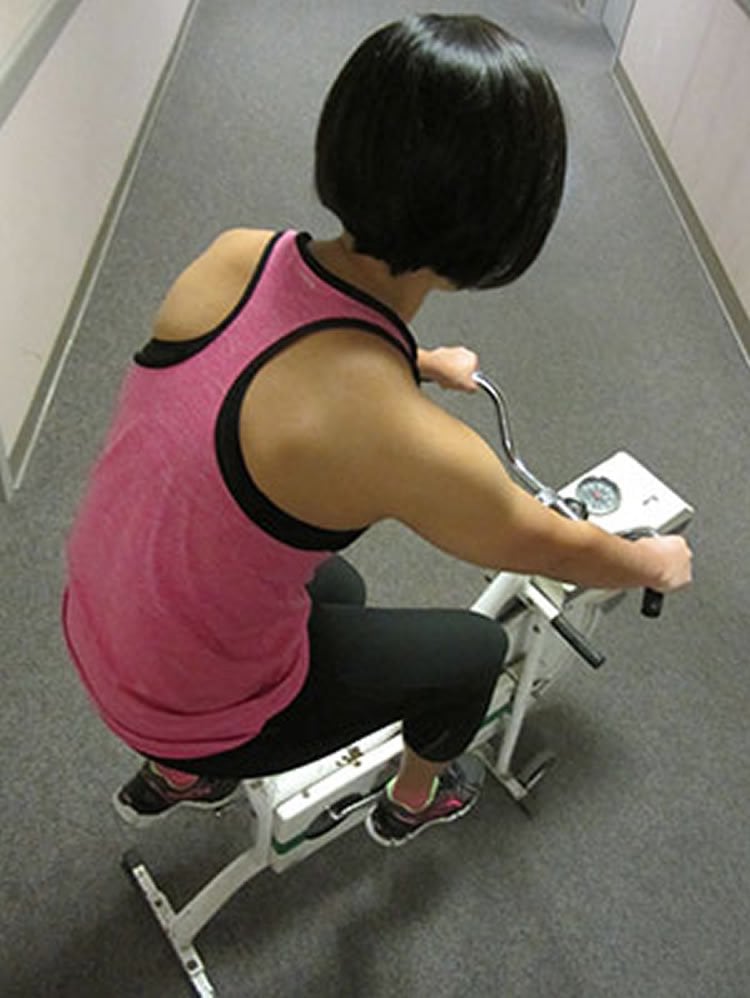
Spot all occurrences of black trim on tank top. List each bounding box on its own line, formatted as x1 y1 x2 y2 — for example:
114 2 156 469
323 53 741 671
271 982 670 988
215 319 418 551
295 232 418 364
134 230 285 369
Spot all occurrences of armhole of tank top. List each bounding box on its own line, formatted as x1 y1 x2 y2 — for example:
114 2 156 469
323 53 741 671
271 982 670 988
134 230 285 369
215 318 419 551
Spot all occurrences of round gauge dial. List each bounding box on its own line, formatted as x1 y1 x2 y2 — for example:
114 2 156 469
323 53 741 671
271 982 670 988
575 475 621 516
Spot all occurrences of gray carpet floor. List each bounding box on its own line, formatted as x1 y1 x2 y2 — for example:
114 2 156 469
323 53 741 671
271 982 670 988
2 2 749 996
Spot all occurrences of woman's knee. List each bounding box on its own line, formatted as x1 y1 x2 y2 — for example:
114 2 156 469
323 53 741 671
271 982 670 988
464 615 509 688
308 556 366 606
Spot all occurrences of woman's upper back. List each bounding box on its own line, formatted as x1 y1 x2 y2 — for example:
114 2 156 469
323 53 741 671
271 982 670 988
143 227 535 573
150 228 423 532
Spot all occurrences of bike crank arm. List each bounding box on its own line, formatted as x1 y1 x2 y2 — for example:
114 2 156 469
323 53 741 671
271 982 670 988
302 780 390 840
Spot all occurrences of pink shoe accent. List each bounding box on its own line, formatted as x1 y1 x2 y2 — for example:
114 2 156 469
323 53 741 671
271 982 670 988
150 762 199 789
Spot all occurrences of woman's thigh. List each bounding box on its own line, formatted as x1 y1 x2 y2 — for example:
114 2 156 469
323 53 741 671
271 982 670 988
170 599 506 777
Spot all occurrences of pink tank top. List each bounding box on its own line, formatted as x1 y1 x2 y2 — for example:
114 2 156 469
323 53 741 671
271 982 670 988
62 231 418 758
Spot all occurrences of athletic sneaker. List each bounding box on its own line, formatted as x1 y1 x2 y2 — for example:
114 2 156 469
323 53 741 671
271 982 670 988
365 754 485 847
112 762 241 828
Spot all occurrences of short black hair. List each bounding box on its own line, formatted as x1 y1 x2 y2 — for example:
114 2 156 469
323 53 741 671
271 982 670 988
315 14 567 289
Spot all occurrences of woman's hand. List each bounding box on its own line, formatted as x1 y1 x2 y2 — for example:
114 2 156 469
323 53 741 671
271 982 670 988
417 346 480 392
633 534 693 593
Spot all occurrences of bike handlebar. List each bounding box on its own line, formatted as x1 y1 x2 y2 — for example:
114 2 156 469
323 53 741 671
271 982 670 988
472 371 664 620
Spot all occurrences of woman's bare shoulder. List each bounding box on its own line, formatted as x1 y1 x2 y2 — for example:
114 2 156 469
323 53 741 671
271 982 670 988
153 228 276 342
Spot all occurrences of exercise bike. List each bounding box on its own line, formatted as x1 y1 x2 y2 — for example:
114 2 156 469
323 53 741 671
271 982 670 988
121 373 694 997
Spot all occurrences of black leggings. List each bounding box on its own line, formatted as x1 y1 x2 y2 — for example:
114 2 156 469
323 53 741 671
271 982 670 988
152 557 508 778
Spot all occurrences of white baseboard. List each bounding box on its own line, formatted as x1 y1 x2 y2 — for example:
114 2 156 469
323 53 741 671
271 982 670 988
0 429 12 502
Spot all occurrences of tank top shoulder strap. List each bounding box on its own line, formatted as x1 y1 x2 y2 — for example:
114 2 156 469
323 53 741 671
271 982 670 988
292 231 419 371
210 231 421 551
134 231 285 369
134 230 419 373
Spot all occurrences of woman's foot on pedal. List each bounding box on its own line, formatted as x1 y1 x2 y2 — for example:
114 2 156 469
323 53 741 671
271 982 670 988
365 754 485 847
112 762 240 828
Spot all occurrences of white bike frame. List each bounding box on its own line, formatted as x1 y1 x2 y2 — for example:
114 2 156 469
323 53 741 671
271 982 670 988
122 376 694 997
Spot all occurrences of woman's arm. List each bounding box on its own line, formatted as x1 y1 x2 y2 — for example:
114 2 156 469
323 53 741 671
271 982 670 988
371 385 691 590
241 331 692 593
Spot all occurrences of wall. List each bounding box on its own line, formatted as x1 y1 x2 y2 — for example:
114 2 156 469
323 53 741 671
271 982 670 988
1 1 83 130
1 1 44 57
1 1 46 59
575 0 634 46
616 0 750 345
0 0 192 497
602 0 635 47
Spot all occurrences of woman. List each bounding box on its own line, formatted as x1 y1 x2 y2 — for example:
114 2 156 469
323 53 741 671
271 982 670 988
62 14 692 847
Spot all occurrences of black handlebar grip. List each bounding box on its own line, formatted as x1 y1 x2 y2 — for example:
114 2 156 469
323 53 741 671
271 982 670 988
551 614 607 669
641 588 664 618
